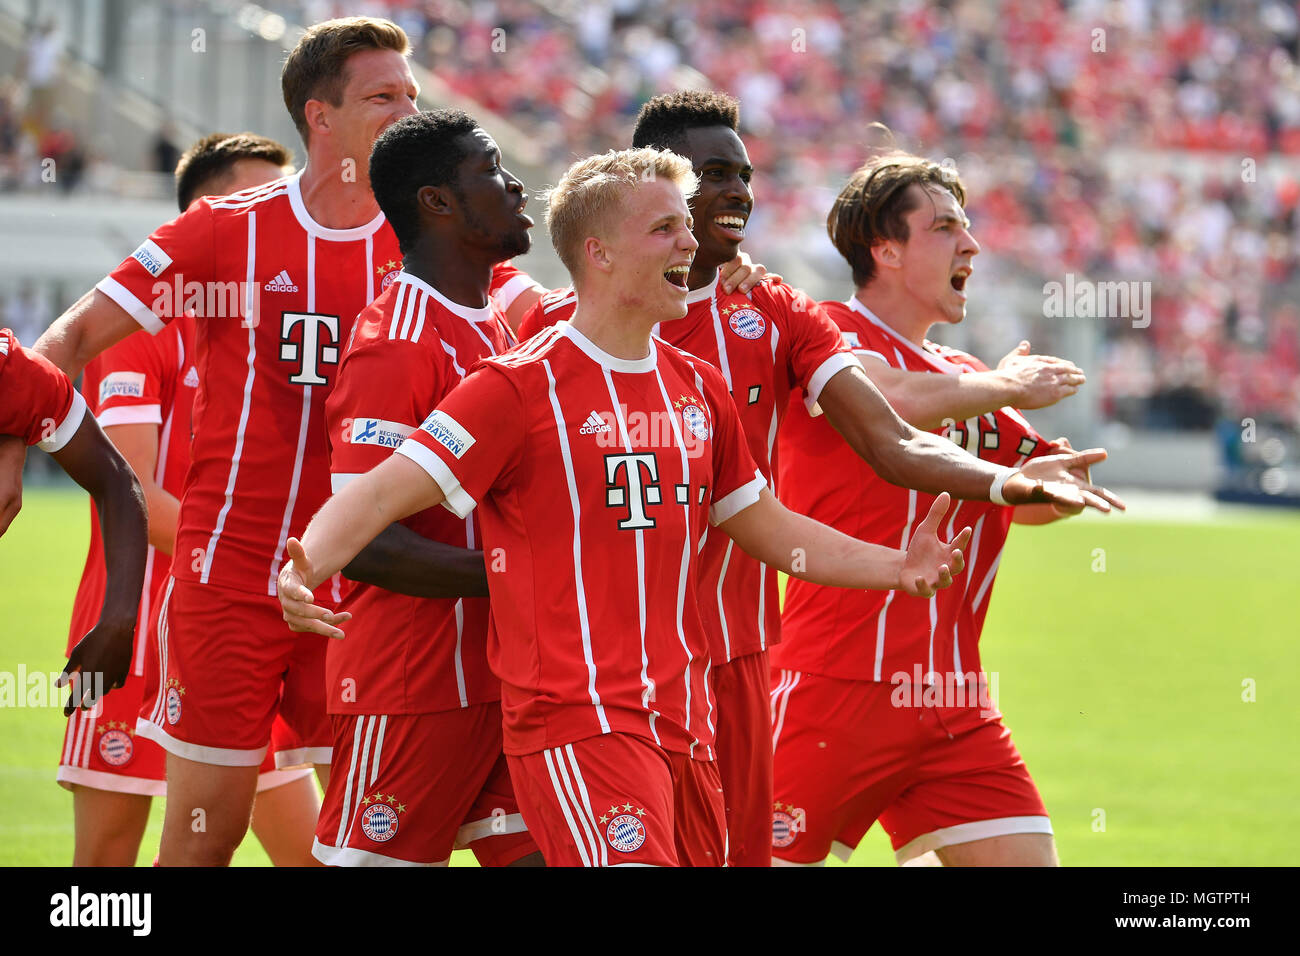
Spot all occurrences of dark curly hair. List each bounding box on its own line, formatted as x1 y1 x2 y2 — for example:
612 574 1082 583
631 90 740 153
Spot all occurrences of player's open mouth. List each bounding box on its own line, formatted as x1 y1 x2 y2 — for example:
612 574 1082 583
950 267 971 298
515 197 533 226
714 214 747 241
664 264 690 289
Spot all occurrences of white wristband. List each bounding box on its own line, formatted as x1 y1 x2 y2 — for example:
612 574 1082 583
988 467 1018 506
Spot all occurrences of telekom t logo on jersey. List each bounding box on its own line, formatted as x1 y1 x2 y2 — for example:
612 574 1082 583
279 312 339 385
605 453 663 530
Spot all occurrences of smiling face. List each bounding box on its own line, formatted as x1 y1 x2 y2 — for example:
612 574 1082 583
312 48 419 175
890 183 980 328
676 125 754 278
447 128 533 262
597 175 699 323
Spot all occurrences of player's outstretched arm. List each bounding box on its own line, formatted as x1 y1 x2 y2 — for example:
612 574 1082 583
0 435 24 537
719 489 971 597
858 344 1085 432
34 289 141 379
53 414 148 715
278 453 446 638
342 522 489 598
818 364 1125 514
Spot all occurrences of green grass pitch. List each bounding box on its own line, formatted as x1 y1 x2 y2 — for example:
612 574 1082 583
1 487 1296 865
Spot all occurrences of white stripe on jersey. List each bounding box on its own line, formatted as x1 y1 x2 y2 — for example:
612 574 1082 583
542 358 610 735
266 232 318 595
653 366 708 757
707 289 734 390
207 181 290 210
874 489 917 682
388 281 408 340
543 747 596 866
970 516 1000 615
602 368 660 746
514 324 562 359
202 213 259 584
399 287 422 341
717 540 735 661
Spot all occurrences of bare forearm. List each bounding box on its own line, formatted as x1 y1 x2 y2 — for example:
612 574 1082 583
722 492 904 590
34 290 97 378
879 368 1019 431
343 522 489 598
95 467 149 623
143 485 179 553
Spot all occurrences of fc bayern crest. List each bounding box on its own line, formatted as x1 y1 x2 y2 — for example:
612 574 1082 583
98 729 134 767
681 404 710 441
380 269 401 292
728 307 766 340
361 803 400 843
772 810 798 848
165 687 182 725
606 813 646 853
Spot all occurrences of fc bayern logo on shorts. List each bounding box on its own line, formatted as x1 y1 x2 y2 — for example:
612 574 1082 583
772 810 798 848
681 403 710 442
97 729 134 767
606 813 646 853
361 803 400 843
727 306 766 340
164 679 184 725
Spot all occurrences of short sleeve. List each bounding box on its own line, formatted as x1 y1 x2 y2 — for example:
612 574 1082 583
0 330 85 450
96 200 217 334
778 286 860 416
395 363 526 518
700 364 765 525
489 260 546 314
326 336 444 492
89 326 173 427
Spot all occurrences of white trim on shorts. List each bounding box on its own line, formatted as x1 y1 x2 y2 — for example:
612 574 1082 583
311 837 447 868
135 717 268 766
894 814 1053 864
274 746 332 769
56 766 167 797
256 767 316 793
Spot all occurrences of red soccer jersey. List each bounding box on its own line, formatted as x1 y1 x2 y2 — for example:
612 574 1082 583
66 316 199 675
773 297 1050 684
324 272 517 716
95 173 404 597
0 328 85 452
488 259 546 317
395 322 765 759
518 274 857 663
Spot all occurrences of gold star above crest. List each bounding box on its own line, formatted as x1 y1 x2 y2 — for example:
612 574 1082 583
397 803 407 813
387 794 398 805
622 802 634 812
599 814 609 825
608 805 620 817
387 259 399 271
361 795 372 806
375 265 386 276
636 807 646 817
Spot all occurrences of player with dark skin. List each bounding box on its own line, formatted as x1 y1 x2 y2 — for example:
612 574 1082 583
667 118 1122 510
328 117 546 864
0 391 149 713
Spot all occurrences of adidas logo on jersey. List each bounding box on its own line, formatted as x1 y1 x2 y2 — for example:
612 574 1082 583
264 270 299 292
579 411 611 435
183 366 199 388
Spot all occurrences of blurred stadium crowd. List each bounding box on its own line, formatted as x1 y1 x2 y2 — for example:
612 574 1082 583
2 0 1297 436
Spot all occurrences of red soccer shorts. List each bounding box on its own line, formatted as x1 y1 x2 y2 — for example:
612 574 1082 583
711 648 773 866
769 670 1051 865
60 665 314 794
508 733 726 867
313 704 538 867
135 576 331 765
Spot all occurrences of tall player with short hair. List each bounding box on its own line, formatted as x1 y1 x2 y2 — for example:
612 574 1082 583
313 109 542 867
57 132 329 866
519 91 1123 865
771 152 1089 867
22 16 429 866
278 147 973 866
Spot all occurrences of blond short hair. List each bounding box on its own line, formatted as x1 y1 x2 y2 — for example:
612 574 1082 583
545 148 699 278
281 17 410 146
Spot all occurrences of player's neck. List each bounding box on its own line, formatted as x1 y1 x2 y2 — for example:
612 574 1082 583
855 284 932 348
687 257 722 291
404 243 492 310
298 159 381 230
568 289 656 361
